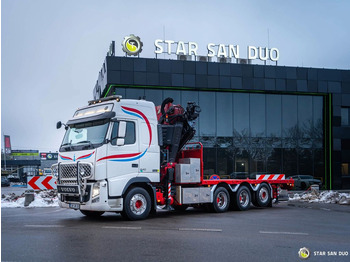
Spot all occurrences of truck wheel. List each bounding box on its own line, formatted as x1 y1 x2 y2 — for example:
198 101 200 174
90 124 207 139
212 187 230 213
233 185 251 211
122 187 151 221
80 210 105 217
255 184 271 208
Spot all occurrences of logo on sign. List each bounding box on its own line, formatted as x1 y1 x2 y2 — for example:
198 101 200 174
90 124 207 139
299 247 311 260
59 187 78 193
122 34 143 56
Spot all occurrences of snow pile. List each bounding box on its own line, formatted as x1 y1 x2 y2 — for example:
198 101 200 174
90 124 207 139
289 191 350 205
1 190 59 208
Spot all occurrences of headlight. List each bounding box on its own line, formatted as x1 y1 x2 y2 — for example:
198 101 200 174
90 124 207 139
92 182 100 198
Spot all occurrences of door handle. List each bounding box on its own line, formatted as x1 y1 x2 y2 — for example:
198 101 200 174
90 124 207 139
132 164 138 168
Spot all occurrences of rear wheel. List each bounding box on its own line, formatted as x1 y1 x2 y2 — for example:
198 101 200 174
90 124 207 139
255 184 271 207
212 187 230 213
122 187 151 220
233 186 251 211
80 210 105 217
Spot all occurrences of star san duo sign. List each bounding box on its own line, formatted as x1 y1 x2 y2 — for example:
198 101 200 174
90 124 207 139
155 40 279 62
120 34 279 62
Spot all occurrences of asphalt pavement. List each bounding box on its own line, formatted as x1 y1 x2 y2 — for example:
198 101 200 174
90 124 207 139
2 200 350 262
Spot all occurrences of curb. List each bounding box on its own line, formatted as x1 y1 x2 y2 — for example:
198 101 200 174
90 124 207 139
287 201 350 213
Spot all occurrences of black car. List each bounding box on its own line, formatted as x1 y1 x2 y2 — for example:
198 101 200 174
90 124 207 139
1 176 10 187
288 175 322 190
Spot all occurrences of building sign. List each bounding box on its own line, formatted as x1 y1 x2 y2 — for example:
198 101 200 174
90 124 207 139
11 150 39 156
122 34 143 56
40 152 58 161
4 135 11 154
154 40 279 62
119 35 279 62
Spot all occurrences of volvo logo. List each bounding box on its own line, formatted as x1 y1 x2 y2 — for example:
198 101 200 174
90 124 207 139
122 34 143 56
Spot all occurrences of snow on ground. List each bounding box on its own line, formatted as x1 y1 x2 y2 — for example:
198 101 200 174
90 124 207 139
1 190 59 208
289 190 350 205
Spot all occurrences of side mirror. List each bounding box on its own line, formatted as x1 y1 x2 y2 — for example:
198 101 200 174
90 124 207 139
116 138 125 146
56 121 62 129
118 121 127 138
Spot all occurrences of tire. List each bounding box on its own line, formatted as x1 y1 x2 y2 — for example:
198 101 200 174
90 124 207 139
80 210 105 217
212 187 230 213
122 187 151 221
233 185 251 211
255 184 271 208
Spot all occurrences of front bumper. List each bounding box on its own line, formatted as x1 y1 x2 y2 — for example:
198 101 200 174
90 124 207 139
58 180 123 212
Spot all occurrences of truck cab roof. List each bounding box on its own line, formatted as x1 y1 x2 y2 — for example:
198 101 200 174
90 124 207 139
67 96 157 126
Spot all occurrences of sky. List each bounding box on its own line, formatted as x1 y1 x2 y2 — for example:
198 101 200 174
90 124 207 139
1 0 350 152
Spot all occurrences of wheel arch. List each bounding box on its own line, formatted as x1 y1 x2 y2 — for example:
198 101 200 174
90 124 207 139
122 178 156 212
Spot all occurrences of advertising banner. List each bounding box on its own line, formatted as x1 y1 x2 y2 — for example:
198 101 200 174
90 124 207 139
4 135 11 154
40 153 58 160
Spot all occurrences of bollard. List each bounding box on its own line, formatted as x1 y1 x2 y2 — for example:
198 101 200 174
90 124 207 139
24 190 35 207
311 184 320 192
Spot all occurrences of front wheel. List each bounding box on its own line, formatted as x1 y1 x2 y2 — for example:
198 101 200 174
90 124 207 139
122 187 151 221
212 187 230 213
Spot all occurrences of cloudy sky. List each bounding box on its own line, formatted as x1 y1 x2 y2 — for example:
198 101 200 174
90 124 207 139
1 0 350 152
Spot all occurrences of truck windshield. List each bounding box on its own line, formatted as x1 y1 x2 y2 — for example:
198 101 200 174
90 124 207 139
60 119 109 151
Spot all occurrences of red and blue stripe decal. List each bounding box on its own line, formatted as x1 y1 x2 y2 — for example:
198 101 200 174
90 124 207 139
77 151 95 160
60 151 95 161
59 155 73 161
97 106 152 162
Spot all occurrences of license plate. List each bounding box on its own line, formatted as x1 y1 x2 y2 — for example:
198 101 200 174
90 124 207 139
69 203 80 209
57 185 79 194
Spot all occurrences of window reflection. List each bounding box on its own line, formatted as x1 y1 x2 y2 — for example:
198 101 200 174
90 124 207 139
266 95 281 137
234 93 249 136
298 96 312 138
282 95 298 138
199 92 216 136
125 88 145 99
250 94 265 137
135 88 325 183
216 93 233 137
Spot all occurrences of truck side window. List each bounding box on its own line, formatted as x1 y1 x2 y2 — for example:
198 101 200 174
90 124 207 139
111 121 136 145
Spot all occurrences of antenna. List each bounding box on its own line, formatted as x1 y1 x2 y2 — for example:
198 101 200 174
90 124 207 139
163 26 166 59
267 28 270 65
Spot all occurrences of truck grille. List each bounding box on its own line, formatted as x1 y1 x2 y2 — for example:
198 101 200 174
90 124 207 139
52 163 93 186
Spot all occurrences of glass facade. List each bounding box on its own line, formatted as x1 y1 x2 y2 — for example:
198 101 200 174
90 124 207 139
115 87 325 183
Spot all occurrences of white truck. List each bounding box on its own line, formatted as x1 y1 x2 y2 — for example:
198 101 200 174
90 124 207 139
52 95 294 220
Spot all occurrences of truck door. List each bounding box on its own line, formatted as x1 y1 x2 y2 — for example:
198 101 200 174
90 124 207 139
106 120 139 180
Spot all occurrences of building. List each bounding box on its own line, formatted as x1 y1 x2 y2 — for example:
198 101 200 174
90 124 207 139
40 152 58 174
1 150 41 182
1 151 58 180
93 53 350 189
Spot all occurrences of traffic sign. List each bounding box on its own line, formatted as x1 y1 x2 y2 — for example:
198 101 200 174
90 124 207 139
27 176 57 190
209 175 220 180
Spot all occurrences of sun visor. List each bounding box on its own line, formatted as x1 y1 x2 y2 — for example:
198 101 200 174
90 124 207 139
67 111 116 125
